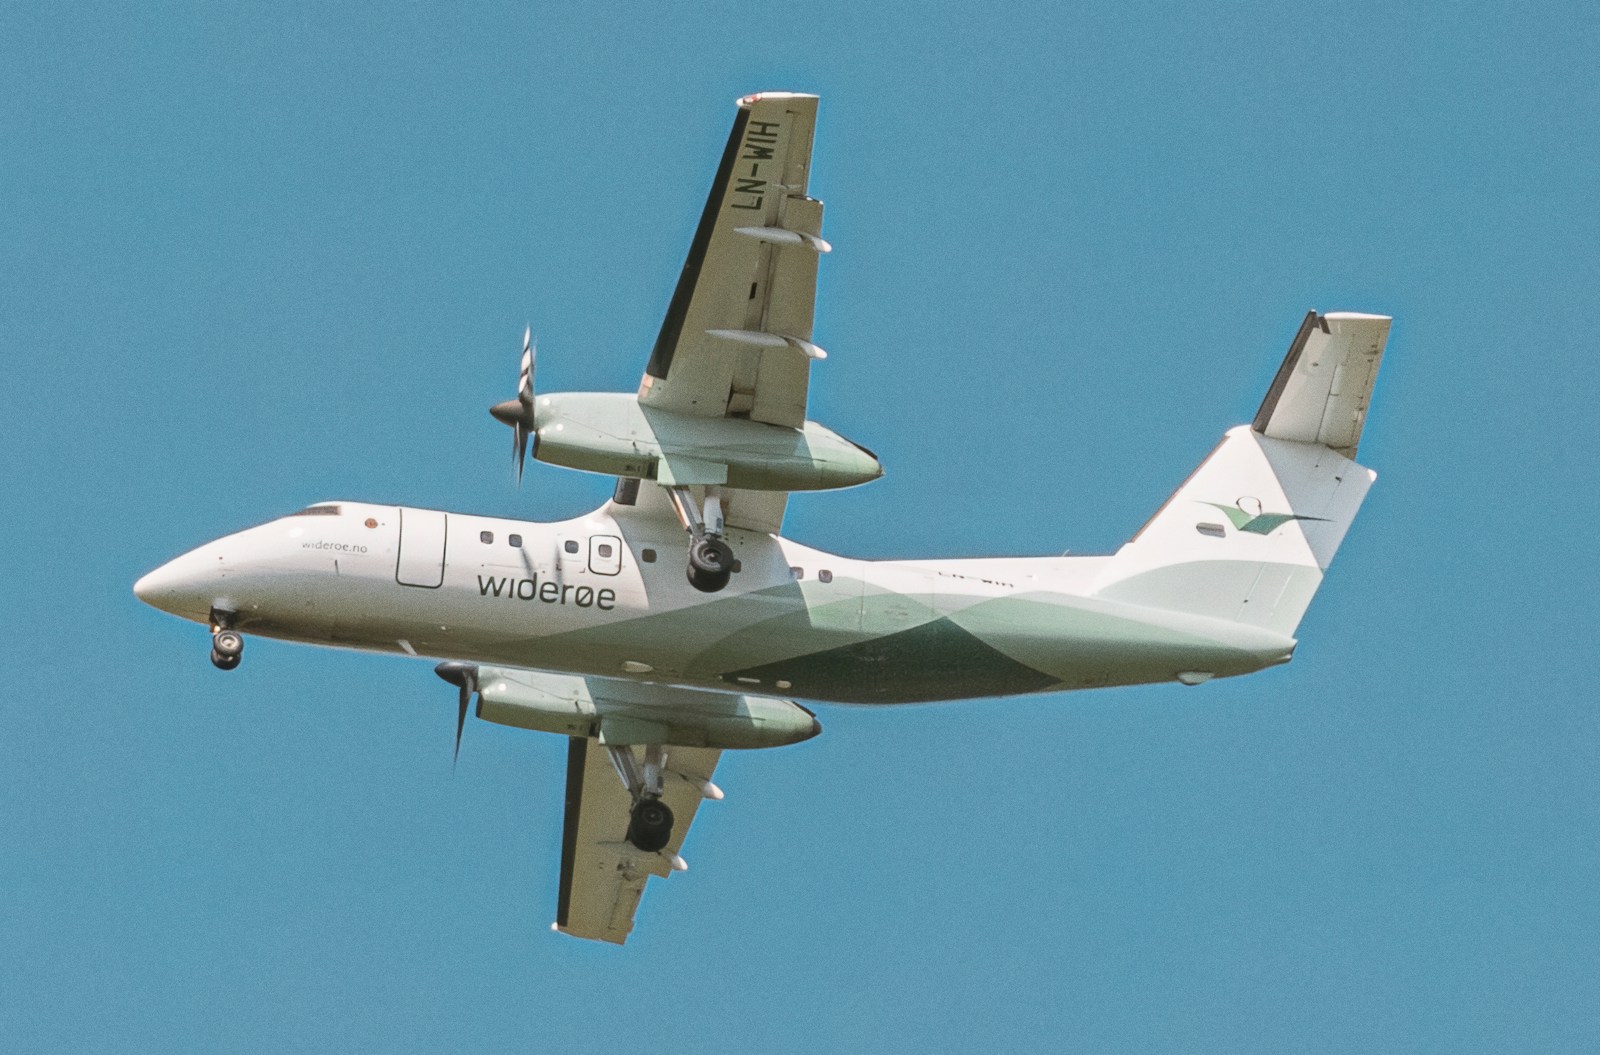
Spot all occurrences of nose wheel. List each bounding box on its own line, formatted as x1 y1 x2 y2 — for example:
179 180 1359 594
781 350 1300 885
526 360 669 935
209 611 244 670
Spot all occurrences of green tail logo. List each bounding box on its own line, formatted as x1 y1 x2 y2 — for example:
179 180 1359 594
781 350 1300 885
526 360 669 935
1205 500 1325 536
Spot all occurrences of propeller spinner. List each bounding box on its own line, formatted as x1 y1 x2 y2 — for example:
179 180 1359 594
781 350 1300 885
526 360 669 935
489 326 537 483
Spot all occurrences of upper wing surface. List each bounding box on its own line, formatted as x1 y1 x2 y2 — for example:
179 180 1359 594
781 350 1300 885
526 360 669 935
640 92 824 430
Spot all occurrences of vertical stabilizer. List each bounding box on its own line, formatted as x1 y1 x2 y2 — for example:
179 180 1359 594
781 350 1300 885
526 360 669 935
1091 312 1389 638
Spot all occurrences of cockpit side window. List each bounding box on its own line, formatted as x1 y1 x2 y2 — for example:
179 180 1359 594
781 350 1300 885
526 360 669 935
290 504 342 517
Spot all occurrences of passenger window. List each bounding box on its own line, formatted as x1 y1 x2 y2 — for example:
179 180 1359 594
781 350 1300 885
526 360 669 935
509 534 522 547
791 567 804 579
642 548 656 563
819 569 833 583
597 543 613 559
480 531 494 544
564 540 579 554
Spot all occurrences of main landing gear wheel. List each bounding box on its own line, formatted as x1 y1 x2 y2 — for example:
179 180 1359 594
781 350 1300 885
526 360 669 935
210 629 244 671
627 796 675 853
686 537 734 594
666 486 735 594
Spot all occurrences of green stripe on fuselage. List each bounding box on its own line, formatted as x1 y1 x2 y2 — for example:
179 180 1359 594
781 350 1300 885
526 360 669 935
720 616 1058 703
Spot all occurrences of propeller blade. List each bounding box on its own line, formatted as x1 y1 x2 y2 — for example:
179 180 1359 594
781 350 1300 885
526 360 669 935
454 681 470 769
434 662 478 769
491 327 538 485
519 326 535 406
513 422 529 485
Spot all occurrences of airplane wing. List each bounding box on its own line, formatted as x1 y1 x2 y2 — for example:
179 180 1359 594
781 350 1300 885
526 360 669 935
556 734 722 945
469 664 816 943
639 92 825 431
620 93 826 538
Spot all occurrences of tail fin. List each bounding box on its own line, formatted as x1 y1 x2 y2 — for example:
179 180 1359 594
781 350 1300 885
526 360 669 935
1093 312 1390 637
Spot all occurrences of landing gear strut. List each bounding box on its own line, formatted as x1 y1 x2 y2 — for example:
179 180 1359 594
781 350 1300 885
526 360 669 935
668 487 734 593
209 608 243 671
607 742 676 852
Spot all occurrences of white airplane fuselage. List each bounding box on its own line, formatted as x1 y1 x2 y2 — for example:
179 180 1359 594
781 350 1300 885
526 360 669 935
135 499 1297 705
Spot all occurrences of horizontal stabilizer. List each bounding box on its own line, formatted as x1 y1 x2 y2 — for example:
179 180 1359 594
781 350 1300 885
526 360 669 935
1254 311 1390 458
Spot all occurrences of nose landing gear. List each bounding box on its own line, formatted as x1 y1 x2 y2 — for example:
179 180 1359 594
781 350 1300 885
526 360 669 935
210 630 243 670
209 608 243 670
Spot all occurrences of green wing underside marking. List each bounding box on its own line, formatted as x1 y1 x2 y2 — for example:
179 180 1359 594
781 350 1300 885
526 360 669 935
1206 503 1325 535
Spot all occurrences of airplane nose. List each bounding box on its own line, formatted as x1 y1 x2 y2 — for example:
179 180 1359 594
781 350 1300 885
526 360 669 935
133 561 181 608
133 552 217 618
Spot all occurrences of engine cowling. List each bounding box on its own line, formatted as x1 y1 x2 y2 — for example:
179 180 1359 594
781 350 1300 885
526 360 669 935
493 391 882 492
471 665 821 750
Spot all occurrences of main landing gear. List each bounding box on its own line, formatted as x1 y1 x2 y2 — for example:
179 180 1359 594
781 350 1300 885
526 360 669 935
667 486 734 593
687 536 735 593
607 742 676 853
209 608 243 671
628 797 675 853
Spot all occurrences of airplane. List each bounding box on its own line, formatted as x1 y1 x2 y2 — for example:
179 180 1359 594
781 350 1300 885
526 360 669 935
133 92 1392 945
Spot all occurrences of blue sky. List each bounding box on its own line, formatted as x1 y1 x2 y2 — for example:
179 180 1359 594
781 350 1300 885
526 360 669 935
4 1 1598 1051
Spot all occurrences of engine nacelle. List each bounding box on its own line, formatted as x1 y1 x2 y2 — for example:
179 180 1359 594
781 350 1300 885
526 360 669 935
472 665 821 750
493 391 882 491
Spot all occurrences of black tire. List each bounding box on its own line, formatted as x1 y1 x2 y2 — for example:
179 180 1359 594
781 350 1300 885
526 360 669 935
627 796 675 853
210 648 240 671
686 538 734 593
213 630 244 659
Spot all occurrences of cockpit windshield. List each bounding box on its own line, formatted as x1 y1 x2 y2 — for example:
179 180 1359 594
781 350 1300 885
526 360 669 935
289 504 342 517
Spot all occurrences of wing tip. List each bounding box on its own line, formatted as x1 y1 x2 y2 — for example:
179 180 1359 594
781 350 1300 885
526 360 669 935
737 91 819 108
1321 311 1392 322
552 921 629 946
